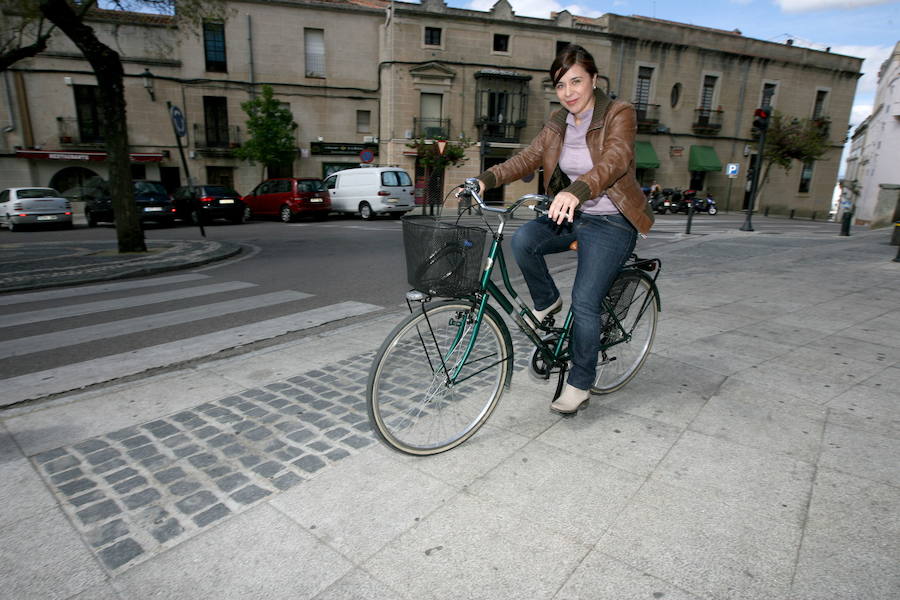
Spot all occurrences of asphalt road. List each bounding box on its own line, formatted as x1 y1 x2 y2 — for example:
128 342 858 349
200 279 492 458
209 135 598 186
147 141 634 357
0 209 844 396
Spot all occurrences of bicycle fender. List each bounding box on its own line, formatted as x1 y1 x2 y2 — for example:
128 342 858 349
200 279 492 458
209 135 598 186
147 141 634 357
480 302 515 390
624 268 661 312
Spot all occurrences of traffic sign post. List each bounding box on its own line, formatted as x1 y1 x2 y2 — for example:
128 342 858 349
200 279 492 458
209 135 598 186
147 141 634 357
359 149 375 164
167 102 202 237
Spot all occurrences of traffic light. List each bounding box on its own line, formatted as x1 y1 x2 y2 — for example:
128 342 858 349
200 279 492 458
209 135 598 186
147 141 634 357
753 107 771 131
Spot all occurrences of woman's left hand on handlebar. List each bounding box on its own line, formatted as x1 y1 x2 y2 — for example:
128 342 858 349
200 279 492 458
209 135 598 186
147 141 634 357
548 192 579 224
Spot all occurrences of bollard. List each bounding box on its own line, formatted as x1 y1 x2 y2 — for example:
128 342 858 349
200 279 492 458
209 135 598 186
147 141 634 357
685 198 694 234
764 206 769 217
811 211 816 221
790 209 795 219
840 211 853 236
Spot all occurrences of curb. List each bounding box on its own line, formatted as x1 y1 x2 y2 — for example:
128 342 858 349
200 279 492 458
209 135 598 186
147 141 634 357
0 241 244 293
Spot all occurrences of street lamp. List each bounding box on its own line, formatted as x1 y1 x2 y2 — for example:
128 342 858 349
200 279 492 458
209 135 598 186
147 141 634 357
142 68 155 102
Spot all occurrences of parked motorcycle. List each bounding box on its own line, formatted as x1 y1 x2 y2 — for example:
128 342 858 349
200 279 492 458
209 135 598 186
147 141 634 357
684 189 718 215
655 188 682 214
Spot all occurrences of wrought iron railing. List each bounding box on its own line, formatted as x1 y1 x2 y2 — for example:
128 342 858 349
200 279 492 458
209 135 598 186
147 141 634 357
693 108 723 134
413 118 451 139
634 102 661 133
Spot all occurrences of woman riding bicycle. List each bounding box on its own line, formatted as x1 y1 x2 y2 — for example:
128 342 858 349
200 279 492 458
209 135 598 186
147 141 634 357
470 44 654 414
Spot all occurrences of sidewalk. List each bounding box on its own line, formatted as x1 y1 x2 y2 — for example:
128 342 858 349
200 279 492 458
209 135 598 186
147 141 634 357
1 226 898 600
0 239 243 293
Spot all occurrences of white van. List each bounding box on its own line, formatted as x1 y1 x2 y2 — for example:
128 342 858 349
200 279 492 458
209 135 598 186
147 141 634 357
323 167 414 220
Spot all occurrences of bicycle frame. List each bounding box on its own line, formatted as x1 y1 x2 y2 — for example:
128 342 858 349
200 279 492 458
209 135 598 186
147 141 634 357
412 185 660 389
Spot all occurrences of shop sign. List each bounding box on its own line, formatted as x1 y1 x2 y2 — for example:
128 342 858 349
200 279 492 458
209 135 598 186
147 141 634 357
310 142 378 156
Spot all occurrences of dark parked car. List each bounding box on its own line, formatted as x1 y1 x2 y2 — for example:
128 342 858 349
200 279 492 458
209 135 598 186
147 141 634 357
173 185 247 225
242 177 331 222
82 178 176 227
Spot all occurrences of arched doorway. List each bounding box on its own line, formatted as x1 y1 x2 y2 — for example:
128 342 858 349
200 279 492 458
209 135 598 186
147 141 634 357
49 166 100 200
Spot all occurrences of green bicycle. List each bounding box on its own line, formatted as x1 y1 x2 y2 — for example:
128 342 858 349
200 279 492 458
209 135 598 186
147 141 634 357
366 179 661 455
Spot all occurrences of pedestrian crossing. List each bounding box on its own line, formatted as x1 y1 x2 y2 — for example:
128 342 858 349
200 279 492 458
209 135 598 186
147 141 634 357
0 273 382 406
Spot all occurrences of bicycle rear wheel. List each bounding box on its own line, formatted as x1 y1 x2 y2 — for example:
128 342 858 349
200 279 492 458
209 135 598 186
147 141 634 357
592 270 658 394
367 301 511 455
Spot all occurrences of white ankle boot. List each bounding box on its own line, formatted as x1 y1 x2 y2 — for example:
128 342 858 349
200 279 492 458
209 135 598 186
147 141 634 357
550 384 590 414
532 297 562 325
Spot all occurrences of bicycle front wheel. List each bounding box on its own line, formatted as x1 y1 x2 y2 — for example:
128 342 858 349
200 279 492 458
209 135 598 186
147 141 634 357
367 301 511 455
592 270 658 394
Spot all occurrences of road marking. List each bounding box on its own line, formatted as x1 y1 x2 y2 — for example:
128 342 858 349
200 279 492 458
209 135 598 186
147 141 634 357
1 290 313 359
0 273 210 306
0 301 382 405
0 281 257 328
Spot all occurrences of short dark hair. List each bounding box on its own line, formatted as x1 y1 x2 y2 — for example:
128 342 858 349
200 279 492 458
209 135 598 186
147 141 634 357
551 44 599 86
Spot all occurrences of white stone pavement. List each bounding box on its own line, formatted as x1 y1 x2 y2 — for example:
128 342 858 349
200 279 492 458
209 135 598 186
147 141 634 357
1 225 898 600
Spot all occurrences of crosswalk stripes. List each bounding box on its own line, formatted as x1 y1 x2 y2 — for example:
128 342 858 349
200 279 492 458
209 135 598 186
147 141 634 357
0 281 257 328
1 301 380 406
0 274 383 405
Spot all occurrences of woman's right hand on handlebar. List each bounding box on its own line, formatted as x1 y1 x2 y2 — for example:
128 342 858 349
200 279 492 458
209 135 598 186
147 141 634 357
455 179 484 198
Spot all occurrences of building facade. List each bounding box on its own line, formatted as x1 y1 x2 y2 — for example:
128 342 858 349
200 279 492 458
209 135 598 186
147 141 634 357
0 0 862 218
847 41 900 228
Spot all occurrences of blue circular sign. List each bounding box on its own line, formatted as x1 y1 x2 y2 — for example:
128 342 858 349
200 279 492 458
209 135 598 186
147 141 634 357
170 106 187 138
360 149 375 164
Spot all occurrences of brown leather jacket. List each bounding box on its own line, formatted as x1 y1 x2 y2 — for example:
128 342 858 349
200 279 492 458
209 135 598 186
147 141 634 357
477 89 654 235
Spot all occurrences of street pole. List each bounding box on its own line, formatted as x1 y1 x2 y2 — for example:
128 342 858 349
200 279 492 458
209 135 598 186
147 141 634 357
167 102 203 238
740 127 767 232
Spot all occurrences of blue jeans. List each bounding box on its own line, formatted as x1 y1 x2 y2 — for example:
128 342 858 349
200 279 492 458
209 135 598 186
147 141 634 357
511 213 638 390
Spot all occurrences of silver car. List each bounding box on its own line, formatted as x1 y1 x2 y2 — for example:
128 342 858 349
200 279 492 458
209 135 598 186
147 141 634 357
1 187 73 231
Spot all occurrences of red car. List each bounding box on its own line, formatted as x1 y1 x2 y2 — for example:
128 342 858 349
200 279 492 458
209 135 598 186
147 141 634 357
242 178 331 222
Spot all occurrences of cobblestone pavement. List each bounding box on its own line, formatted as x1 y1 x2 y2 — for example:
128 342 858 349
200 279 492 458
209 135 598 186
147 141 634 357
32 329 537 573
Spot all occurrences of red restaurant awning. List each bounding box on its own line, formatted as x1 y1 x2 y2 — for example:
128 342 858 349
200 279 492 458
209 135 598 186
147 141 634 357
15 149 164 162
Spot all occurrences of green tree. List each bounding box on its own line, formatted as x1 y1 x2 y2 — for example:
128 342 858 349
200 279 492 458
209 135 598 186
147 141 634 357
406 135 473 170
1 0 228 253
233 85 298 180
757 111 830 198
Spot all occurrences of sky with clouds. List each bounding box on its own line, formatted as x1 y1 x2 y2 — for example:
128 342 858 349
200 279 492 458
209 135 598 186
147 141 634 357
457 0 899 131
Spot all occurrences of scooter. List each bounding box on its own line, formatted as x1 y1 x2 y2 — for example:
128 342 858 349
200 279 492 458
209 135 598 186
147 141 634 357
656 188 682 214
685 190 718 215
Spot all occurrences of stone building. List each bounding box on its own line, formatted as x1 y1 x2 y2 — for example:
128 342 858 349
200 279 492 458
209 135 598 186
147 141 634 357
0 0 862 218
845 41 900 228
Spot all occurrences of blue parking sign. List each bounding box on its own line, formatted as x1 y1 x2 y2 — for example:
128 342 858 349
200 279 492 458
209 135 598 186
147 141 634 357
170 105 187 138
726 163 740 178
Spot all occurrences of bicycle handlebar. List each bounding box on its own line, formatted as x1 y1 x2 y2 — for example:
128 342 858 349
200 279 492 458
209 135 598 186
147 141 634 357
461 178 550 218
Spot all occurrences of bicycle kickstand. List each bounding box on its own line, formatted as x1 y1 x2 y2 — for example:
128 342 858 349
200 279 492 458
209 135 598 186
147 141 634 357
552 363 568 402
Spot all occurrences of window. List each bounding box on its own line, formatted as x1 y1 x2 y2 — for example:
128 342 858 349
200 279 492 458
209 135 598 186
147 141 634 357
670 82 682 108
700 75 717 111
203 22 227 72
419 93 444 138
206 166 234 188
813 90 828 119
634 66 653 120
356 110 371 134
493 34 509 53
475 72 530 141
697 75 718 126
382 171 412 186
424 27 441 46
203 96 229 147
74 85 103 143
798 161 814 193
555 40 570 55
761 82 777 108
305 28 325 78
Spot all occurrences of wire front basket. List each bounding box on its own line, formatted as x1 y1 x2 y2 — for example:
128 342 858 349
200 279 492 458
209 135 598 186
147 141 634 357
402 216 488 297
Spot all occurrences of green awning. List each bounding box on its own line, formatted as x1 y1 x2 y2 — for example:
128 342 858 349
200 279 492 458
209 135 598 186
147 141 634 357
634 141 660 169
688 145 723 172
